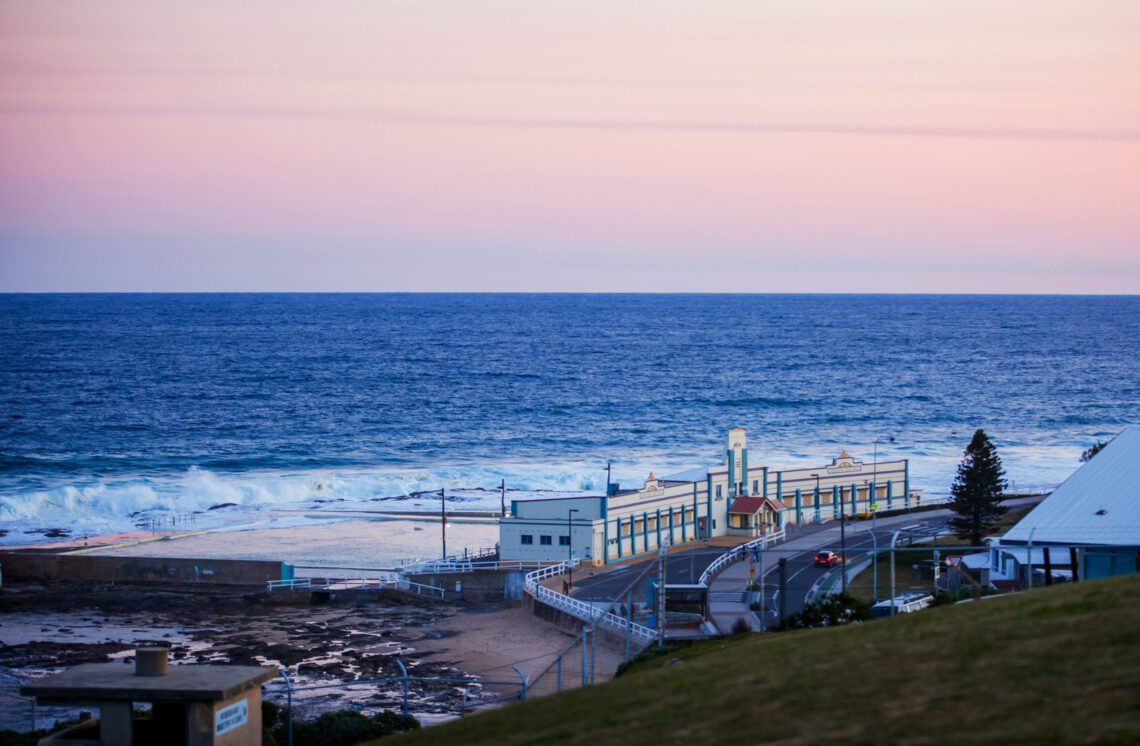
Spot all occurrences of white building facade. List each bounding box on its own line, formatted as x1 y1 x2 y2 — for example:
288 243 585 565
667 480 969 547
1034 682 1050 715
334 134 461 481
500 428 917 566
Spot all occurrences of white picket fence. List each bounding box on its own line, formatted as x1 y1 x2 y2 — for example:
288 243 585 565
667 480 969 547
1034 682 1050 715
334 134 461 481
523 561 657 645
698 529 786 586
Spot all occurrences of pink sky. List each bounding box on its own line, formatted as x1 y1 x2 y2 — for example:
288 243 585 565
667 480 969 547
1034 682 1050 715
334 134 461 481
1 1 1138 292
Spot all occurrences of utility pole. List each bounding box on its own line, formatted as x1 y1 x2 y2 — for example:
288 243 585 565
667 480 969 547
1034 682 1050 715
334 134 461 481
605 461 612 495
439 488 447 560
839 478 848 593
890 529 901 615
500 479 506 517
869 526 880 602
657 541 667 648
759 547 766 631
874 435 895 511
567 508 579 592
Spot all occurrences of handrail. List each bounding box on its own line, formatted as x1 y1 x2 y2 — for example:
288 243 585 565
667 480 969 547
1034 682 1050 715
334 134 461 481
523 561 657 644
397 544 500 572
698 529 786 587
267 575 446 598
400 558 554 575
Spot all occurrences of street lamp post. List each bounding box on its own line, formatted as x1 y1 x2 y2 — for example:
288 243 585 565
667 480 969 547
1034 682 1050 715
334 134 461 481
868 524 880 602
889 529 902 615
567 508 579 592
810 473 821 524
837 474 848 593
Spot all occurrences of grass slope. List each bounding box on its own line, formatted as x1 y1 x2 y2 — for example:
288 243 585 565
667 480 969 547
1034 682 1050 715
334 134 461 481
386 574 1140 745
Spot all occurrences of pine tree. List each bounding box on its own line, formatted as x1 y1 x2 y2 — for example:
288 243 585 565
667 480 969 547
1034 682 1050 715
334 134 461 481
948 429 1008 545
1079 440 1108 463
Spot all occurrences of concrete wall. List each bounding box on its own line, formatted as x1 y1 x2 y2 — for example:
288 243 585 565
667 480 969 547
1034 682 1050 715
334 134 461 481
525 593 642 654
0 553 285 586
406 569 527 602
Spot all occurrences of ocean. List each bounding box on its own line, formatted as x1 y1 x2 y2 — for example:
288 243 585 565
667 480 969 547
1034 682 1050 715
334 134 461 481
1 293 1137 544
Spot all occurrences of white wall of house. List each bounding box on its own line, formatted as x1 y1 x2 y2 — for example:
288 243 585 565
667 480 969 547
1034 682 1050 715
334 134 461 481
499 516 601 565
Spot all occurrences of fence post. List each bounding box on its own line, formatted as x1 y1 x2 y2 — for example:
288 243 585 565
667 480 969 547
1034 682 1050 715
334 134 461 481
625 590 632 660
396 658 410 716
278 670 294 746
512 665 528 701
778 558 788 625
590 622 597 685
580 626 587 685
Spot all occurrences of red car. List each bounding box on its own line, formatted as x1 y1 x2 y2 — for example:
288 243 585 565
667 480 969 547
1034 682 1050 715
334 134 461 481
814 550 842 567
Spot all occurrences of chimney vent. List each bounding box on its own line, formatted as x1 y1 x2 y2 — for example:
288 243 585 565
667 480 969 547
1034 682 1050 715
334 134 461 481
135 647 169 677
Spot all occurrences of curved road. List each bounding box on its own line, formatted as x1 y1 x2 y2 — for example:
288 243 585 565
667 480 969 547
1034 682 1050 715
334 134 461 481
569 497 1043 626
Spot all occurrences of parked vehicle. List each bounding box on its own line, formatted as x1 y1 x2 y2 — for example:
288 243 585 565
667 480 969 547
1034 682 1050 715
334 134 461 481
871 592 934 617
814 550 842 567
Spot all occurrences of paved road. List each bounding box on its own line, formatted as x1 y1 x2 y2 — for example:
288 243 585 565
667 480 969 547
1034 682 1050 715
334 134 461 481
570 547 728 606
750 496 1045 622
570 496 1044 626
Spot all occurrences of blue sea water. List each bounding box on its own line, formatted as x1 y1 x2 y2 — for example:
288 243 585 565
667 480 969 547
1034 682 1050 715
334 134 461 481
1 293 1138 540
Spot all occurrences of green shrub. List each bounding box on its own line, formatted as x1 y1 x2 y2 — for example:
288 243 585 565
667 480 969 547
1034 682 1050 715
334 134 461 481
614 644 682 678
283 709 420 746
776 592 872 631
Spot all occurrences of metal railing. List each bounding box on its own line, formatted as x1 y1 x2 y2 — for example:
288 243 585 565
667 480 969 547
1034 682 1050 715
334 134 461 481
264 660 527 727
138 513 199 531
523 561 657 645
699 529 786 586
266 576 445 598
395 578 447 598
400 558 556 575
397 544 500 572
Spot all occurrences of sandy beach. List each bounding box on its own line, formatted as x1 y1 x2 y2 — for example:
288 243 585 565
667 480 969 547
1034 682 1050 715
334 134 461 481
5 513 501 570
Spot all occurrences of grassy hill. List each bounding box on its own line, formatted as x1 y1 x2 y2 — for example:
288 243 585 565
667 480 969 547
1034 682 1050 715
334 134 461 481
384 574 1140 745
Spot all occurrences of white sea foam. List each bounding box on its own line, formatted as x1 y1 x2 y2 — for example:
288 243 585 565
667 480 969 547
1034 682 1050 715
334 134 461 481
0 443 1085 546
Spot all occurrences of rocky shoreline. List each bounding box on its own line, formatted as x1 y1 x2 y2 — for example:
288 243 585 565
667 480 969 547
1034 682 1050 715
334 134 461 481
0 581 498 729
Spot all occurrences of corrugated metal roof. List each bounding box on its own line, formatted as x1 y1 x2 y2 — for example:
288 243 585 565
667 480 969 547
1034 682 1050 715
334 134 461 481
660 466 710 483
1002 426 1140 546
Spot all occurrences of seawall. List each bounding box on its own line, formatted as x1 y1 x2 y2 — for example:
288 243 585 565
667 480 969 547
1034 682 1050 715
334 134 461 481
0 552 285 586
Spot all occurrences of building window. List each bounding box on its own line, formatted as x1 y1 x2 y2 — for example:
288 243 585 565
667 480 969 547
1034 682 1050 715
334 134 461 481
521 534 533 545
715 485 722 499
559 535 570 546
540 535 552 546
752 479 759 494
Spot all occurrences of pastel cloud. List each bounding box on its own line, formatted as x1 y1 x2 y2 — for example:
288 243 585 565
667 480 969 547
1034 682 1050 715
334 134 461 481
1 1 1138 292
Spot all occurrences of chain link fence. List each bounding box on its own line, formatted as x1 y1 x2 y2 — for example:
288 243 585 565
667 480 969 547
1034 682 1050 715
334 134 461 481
4 632 620 738
0 675 96 736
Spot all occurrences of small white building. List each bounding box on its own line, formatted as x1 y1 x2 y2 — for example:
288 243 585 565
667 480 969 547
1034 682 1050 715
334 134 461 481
500 428 917 566
994 426 1140 583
